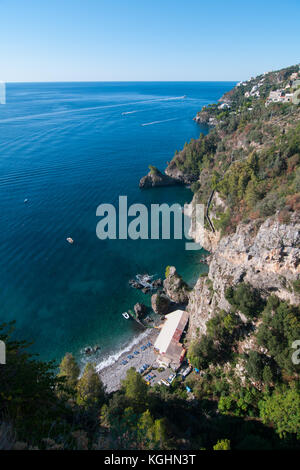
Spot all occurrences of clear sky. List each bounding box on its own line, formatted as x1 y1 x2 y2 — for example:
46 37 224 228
1 0 299 82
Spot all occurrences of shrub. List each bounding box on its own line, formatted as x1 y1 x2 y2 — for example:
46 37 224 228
259 385 300 439
148 165 158 175
213 439 231 450
225 283 264 319
256 297 300 375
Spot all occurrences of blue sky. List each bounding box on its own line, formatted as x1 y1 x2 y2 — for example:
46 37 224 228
1 0 299 81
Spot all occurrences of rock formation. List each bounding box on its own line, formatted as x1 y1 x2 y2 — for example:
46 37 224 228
133 302 148 319
139 166 179 189
151 293 170 315
163 266 190 305
186 210 300 341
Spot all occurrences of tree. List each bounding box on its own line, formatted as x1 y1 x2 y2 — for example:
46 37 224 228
121 368 148 408
0 322 68 444
137 410 155 448
152 418 168 449
213 439 231 450
188 336 216 370
244 351 266 382
256 297 300 375
259 385 300 439
76 363 105 409
58 353 80 389
225 283 264 319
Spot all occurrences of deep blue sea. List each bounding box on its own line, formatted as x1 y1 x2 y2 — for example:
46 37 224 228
0 81 235 368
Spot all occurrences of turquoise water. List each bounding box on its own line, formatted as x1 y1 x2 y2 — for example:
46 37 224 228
0 81 235 367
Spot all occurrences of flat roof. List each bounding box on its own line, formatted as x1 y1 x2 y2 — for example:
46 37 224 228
154 310 188 354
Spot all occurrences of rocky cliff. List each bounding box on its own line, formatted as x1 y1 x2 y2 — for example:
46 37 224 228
186 201 300 340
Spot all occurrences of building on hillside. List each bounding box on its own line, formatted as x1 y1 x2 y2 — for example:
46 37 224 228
218 102 230 110
154 310 189 370
292 79 300 89
265 89 293 106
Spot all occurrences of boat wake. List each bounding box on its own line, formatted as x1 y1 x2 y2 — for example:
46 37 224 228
122 110 139 115
141 118 178 126
0 96 186 124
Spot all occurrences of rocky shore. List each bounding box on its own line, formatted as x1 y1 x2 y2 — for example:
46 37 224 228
139 165 179 188
97 328 159 393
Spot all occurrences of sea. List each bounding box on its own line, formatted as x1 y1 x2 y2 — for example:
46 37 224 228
0 81 235 369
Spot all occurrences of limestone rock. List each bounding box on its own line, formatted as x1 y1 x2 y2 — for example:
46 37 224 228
139 166 179 189
151 293 170 315
163 266 190 305
133 302 147 319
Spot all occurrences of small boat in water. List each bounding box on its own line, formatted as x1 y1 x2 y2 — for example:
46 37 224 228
122 312 130 320
66 237 74 244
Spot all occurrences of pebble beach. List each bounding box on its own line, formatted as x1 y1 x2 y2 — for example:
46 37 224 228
97 328 160 393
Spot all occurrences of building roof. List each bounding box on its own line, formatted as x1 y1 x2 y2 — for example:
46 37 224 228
154 310 189 354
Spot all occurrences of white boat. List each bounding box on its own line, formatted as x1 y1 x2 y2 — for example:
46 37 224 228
122 312 130 320
66 237 74 244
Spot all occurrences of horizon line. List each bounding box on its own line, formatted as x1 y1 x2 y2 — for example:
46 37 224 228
5 79 239 84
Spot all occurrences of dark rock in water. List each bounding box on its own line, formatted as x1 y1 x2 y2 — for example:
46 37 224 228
144 316 153 323
129 279 143 290
139 166 179 189
134 302 148 319
151 293 170 315
142 287 152 294
129 274 162 294
152 278 163 289
84 345 100 355
163 266 190 304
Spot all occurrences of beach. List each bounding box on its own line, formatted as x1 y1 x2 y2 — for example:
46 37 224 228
97 328 160 393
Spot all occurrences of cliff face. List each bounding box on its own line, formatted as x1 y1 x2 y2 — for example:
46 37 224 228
187 209 300 340
164 159 197 185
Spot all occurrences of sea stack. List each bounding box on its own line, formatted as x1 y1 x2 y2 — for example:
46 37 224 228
139 165 179 189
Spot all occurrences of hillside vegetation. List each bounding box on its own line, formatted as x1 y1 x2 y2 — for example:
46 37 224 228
168 64 300 235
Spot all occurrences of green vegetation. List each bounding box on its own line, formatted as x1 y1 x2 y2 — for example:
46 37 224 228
256 296 300 375
259 385 300 439
148 164 159 175
76 362 106 409
185 284 299 448
213 439 231 450
225 283 265 319
292 279 300 294
165 265 171 278
172 65 300 235
1 289 300 450
0 322 70 445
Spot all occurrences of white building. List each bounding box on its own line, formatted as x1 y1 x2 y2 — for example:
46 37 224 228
154 310 189 370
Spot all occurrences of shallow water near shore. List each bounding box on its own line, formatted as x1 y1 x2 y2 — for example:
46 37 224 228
0 81 235 366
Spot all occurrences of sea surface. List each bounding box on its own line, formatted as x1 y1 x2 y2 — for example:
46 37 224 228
0 81 235 368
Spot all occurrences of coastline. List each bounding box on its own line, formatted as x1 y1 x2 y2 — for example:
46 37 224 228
97 327 159 393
